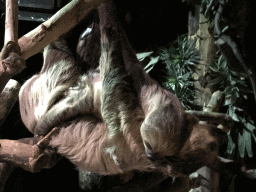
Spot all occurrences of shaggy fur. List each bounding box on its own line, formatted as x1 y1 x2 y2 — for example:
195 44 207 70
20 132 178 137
19 0 221 177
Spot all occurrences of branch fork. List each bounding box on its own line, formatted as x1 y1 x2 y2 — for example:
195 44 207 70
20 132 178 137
0 128 61 173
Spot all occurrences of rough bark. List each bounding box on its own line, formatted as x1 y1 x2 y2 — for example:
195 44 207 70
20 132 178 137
4 0 18 44
0 0 21 94
0 128 61 173
0 79 20 127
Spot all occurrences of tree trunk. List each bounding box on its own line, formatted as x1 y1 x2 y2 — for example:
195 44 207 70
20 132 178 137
189 6 220 192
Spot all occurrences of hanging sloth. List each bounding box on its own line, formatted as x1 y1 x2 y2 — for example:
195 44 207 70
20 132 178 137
19 0 227 178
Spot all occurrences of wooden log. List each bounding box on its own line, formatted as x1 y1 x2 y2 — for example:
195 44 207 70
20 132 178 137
0 79 20 127
4 0 18 44
18 0 104 60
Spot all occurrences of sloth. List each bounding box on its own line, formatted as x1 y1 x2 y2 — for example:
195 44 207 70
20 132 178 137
19 0 225 177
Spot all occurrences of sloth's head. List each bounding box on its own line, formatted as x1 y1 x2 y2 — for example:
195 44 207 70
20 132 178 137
141 106 225 176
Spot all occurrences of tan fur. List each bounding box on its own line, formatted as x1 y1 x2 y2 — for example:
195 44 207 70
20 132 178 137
49 116 152 175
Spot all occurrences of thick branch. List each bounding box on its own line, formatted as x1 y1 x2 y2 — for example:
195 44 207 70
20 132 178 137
0 128 62 173
0 43 25 94
0 139 43 172
18 0 104 60
0 79 20 127
0 0 20 94
4 0 18 44
0 139 61 173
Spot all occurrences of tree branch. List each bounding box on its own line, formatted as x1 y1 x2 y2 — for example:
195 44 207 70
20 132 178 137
0 128 62 172
4 0 18 44
18 0 104 60
0 79 20 127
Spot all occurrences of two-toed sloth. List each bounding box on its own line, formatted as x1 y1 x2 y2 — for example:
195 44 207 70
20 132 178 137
19 1 223 177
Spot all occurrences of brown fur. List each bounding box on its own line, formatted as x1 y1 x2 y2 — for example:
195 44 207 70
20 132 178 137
19 0 221 177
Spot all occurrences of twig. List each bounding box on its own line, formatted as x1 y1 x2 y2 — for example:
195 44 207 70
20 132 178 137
185 110 233 132
37 127 60 149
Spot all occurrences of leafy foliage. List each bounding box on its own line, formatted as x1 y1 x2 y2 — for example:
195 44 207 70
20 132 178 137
209 55 255 159
159 35 200 110
137 35 200 110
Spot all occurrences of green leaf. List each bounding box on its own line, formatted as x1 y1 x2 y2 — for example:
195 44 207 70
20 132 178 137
238 130 245 158
230 91 239 105
227 106 240 122
136 51 153 61
149 56 160 65
230 70 247 78
244 130 253 158
224 98 232 106
246 122 256 132
227 132 235 155
223 86 233 95
222 26 229 33
145 66 155 73
160 33 198 110
144 56 160 73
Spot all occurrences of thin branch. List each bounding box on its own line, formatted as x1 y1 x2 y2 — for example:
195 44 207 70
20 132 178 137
37 127 60 149
185 110 233 132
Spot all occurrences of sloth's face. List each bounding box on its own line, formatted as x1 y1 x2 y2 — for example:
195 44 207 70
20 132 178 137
147 123 225 177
